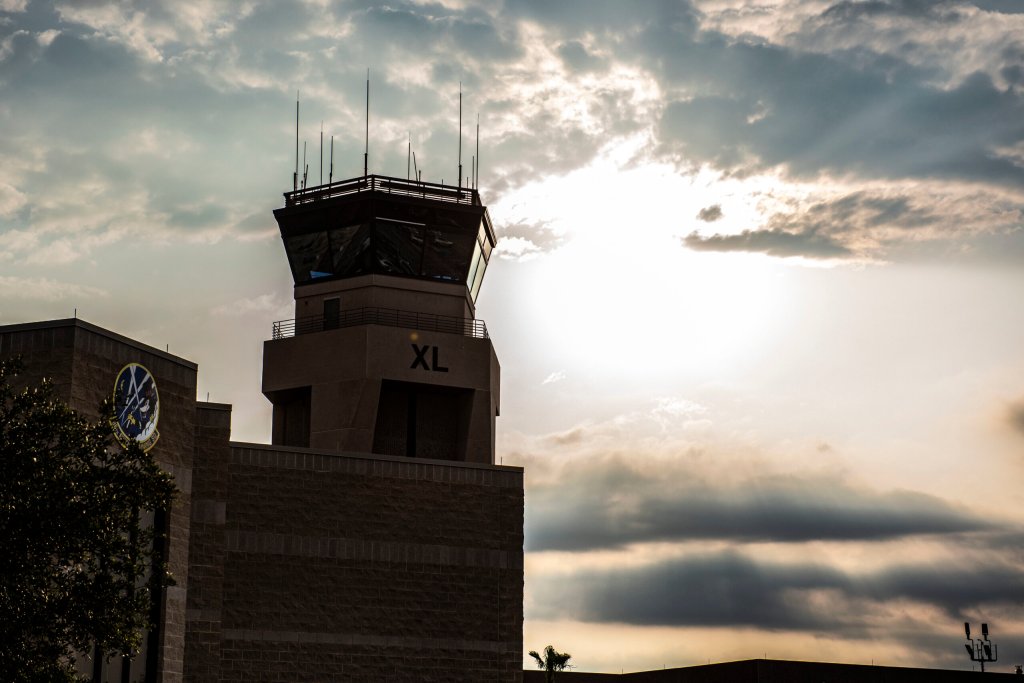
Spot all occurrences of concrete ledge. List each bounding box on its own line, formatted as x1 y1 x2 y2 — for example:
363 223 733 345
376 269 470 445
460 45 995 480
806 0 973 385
229 440 523 484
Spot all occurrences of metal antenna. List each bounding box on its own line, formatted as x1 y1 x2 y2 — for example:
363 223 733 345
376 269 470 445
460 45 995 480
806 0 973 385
364 68 369 177
302 141 307 189
294 91 300 192
965 621 999 673
407 132 411 181
475 112 480 190
329 135 334 185
457 83 463 196
413 150 419 183
471 155 475 191
319 121 323 187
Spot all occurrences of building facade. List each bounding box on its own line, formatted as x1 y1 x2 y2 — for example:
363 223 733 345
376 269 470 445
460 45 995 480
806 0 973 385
1 173 523 682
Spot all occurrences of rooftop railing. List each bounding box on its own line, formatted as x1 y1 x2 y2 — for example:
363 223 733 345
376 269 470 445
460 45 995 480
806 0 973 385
284 174 482 208
271 307 489 340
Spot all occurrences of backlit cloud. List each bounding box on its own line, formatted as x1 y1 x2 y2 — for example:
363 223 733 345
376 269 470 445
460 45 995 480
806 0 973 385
527 455 997 551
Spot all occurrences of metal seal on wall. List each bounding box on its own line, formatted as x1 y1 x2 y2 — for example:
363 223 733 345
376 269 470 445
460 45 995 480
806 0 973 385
112 362 160 452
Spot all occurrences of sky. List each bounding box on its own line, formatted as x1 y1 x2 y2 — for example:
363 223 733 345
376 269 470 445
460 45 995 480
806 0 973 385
2 0 1024 674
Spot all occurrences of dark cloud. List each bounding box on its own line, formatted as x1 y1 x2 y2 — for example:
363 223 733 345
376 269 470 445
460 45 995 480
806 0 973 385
532 551 848 630
526 458 996 551
345 2 522 64
503 0 699 38
556 41 606 73
683 228 852 259
863 563 1024 617
646 21 1024 186
682 191 965 259
531 550 1024 631
820 0 965 22
696 204 723 222
1008 400 1024 438
970 0 1024 13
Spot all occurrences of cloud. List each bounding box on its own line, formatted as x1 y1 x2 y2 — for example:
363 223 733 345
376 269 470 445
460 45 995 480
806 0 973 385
819 0 964 22
530 549 1024 631
1008 399 1024 437
646 17 1024 186
684 227 853 259
209 293 291 319
527 456 997 552
0 276 108 303
532 550 848 630
557 40 606 72
682 188 1024 260
972 0 1024 12
542 370 566 385
696 204 723 222
494 220 565 260
0 181 26 217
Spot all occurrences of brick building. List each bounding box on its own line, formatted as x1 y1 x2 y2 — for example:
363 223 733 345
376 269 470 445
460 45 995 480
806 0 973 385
0 173 523 682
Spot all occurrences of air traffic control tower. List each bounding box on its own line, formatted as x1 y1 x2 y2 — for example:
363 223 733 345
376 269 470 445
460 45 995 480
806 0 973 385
263 174 499 463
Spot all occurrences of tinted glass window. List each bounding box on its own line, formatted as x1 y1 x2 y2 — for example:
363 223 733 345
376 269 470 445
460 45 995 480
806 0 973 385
423 227 475 283
284 231 331 283
465 239 482 290
470 250 487 302
375 219 423 276
329 223 371 277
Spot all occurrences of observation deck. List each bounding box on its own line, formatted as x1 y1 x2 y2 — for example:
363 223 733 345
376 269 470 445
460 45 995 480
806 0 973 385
271 306 489 340
273 174 495 303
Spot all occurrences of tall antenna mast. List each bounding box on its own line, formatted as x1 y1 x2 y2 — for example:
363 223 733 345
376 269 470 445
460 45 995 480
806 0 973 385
457 83 463 196
302 141 307 189
293 91 300 192
329 135 334 185
364 68 370 177
413 151 419 183
475 113 480 190
407 132 411 181
319 121 323 187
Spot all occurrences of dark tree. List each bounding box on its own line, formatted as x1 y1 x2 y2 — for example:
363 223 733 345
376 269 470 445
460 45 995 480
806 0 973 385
0 359 176 681
529 645 573 683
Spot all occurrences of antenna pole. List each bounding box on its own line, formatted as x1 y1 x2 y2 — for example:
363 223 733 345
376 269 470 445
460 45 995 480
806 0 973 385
319 121 323 187
413 151 419 183
475 113 480 190
302 141 307 189
457 83 463 197
294 91 300 192
329 135 334 184
364 69 369 177
407 132 411 181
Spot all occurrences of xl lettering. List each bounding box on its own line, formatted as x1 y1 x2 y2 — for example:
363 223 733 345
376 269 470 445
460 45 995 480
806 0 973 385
410 344 449 372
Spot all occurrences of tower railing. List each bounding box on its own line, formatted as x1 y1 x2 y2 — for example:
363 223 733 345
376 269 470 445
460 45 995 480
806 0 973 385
284 174 482 208
271 307 489 340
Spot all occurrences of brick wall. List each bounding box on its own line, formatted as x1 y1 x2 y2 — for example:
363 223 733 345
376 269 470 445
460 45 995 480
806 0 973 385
183 402 232 682
185 442 524 682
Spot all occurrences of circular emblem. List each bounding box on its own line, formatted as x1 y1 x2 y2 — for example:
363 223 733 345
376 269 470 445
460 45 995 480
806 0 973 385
112 363 160 452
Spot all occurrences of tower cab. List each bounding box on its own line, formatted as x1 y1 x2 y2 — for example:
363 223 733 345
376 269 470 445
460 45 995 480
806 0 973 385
262 175 499 463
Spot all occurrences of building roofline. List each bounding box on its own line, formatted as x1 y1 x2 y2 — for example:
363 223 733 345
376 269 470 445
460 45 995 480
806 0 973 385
229 440 523 474
0 318 198 371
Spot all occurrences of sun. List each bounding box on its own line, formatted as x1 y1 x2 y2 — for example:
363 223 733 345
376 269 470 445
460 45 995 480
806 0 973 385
492 145 795 384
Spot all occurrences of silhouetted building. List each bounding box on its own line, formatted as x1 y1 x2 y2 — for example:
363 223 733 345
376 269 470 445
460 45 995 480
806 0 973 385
0 173 522 682
524 659 1022 682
